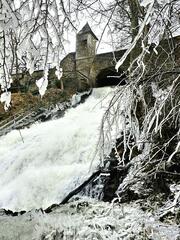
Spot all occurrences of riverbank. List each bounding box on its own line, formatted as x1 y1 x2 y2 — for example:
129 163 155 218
0 88 75 122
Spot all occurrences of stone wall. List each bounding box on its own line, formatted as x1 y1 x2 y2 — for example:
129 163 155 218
60 36 180 90
90 50 129 86
76 33 97 90
60 53 78 91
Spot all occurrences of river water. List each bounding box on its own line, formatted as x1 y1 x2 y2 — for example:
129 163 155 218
0 87 179 240
0 87 115 211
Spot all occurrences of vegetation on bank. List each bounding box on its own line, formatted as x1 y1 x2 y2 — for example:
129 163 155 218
0 68 78 123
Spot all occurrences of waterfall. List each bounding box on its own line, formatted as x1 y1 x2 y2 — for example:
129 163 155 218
0 87 114 211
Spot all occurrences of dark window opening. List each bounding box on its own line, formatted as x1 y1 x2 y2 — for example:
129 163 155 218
96 68 126 87
82 39 87 45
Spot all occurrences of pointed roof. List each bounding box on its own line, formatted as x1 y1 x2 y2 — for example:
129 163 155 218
78 23 98 40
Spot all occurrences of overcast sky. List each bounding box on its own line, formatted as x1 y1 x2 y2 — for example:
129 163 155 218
63 0 115 56
63 23 113 55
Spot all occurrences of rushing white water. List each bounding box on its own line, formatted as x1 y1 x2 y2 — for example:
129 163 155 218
0 87 115 211
0 87 179 240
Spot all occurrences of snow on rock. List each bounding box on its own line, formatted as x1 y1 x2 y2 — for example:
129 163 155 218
0 199 179 240
71 93 81 107
71 90 91 107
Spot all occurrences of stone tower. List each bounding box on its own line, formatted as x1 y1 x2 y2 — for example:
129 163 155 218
76 23 98 90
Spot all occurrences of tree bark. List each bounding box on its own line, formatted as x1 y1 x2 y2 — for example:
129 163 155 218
128 0 141 63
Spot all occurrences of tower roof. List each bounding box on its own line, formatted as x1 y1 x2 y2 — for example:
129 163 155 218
78 23 98 40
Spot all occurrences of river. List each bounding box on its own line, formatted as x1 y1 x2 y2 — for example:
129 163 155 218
0 87 178 240
0 87 114 211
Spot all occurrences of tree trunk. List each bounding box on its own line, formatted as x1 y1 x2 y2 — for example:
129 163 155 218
128 0 141 63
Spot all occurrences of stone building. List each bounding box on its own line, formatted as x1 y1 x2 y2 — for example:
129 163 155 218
76 23 98 89
60 23 128 91
60 23 180 91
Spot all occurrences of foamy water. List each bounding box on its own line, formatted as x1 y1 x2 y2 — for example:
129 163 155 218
0 87 114 211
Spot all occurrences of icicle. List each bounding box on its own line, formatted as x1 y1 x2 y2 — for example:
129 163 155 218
0 91 11 111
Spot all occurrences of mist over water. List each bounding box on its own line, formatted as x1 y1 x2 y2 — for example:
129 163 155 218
0 87 114 211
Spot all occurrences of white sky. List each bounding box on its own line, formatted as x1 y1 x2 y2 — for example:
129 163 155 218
63 22 113 55
63 0 115 56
